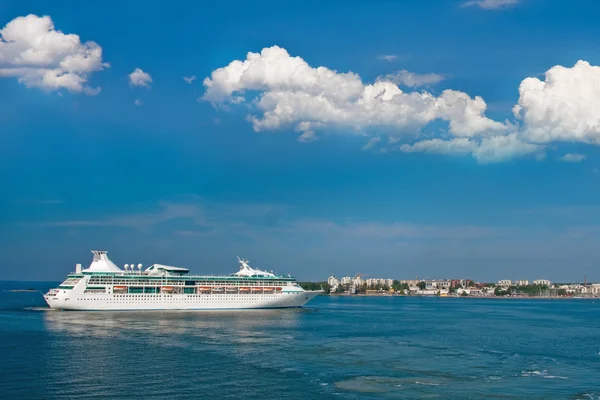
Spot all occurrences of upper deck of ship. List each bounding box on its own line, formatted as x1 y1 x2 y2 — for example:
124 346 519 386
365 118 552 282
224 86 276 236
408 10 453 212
64 251 297 282
66 272 296 281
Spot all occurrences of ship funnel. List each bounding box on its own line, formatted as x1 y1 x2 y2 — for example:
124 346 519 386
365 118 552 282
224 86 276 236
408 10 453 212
82 250 123 273
75 263 82 273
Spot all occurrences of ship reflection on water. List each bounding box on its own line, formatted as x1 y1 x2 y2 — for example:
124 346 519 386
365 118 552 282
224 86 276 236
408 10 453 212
42 308 304 343
35 308 313 399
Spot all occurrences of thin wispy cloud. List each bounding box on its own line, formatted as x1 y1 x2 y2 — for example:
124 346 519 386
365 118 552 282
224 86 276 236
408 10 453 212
183 75 196 84
16 196 600 281
377 70 445 87
461 0 520 9
134 99 143 106
361 137 381 151
378 55 398 62
559 153 586 163
24 197 505 241
29 201 204 228
280 219 504 240
513 205 600 217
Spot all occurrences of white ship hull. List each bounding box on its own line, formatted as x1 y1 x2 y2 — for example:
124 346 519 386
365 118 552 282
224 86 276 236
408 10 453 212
45 291 322 311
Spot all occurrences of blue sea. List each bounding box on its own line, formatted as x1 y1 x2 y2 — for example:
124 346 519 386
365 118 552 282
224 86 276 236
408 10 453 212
1 281 600 399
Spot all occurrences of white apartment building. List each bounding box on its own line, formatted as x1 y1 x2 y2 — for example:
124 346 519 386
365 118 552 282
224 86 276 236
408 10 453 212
498 280 512 287
533 279 551 286
365 278 393 288
426 280 450 289
327 275 340 291
515 280 529 286
352 275 363 287
340 276 352 285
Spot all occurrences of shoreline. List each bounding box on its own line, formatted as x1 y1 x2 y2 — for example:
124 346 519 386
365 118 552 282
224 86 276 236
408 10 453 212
325 294 597 300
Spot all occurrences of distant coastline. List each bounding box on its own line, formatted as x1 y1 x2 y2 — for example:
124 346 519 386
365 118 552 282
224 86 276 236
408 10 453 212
300 277 600 299
326 293 597 300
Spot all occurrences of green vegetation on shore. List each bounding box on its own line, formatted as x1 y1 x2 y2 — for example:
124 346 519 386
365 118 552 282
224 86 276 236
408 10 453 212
298 282 330 294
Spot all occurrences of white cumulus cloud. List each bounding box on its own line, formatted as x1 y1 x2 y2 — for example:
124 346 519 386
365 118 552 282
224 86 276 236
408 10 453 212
514 60 600 145
201 46 600 164
377 70 445 87
129 68 152 88
0 14 108 94
559 153 586 163
462 0 520 9
202 46 507 142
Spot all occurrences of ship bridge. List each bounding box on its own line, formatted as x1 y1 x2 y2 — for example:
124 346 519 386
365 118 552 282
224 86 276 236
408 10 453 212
232 257 277 278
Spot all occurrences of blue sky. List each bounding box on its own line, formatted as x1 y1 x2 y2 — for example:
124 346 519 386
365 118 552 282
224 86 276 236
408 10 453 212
2 0 600 282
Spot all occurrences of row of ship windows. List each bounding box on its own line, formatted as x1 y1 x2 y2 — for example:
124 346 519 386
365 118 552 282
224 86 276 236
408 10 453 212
79 298 279 302
110 294 280 297
88 280 291 285
78 295 289 300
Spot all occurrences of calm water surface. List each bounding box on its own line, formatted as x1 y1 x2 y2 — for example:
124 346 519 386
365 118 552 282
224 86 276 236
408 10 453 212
1 281 600 399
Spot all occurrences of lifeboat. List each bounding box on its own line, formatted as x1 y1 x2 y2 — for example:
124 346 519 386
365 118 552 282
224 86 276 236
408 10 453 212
199 287 211 290
113 286 127 290
263 287 274 291
275 287 282 291
251 287 262 291
212 287 224 292
161 286 174 293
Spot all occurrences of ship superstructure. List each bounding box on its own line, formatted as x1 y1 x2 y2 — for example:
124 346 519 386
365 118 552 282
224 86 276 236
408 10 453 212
44 251 322 310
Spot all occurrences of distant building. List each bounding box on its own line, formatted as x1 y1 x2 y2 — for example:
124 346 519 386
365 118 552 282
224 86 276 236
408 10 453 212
352 275 363 288
327 275 339 291
498 280 512 287
365 278 393 288
451 279 473 288
515 280 529 286
340 276 352 286
533 279 551 286
426 280 450 289
400 280 419 286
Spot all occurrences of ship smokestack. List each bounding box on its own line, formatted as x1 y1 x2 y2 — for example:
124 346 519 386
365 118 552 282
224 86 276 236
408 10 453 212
76 263 82 273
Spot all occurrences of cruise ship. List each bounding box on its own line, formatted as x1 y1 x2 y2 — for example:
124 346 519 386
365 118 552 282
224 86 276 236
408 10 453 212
44 250 322 311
